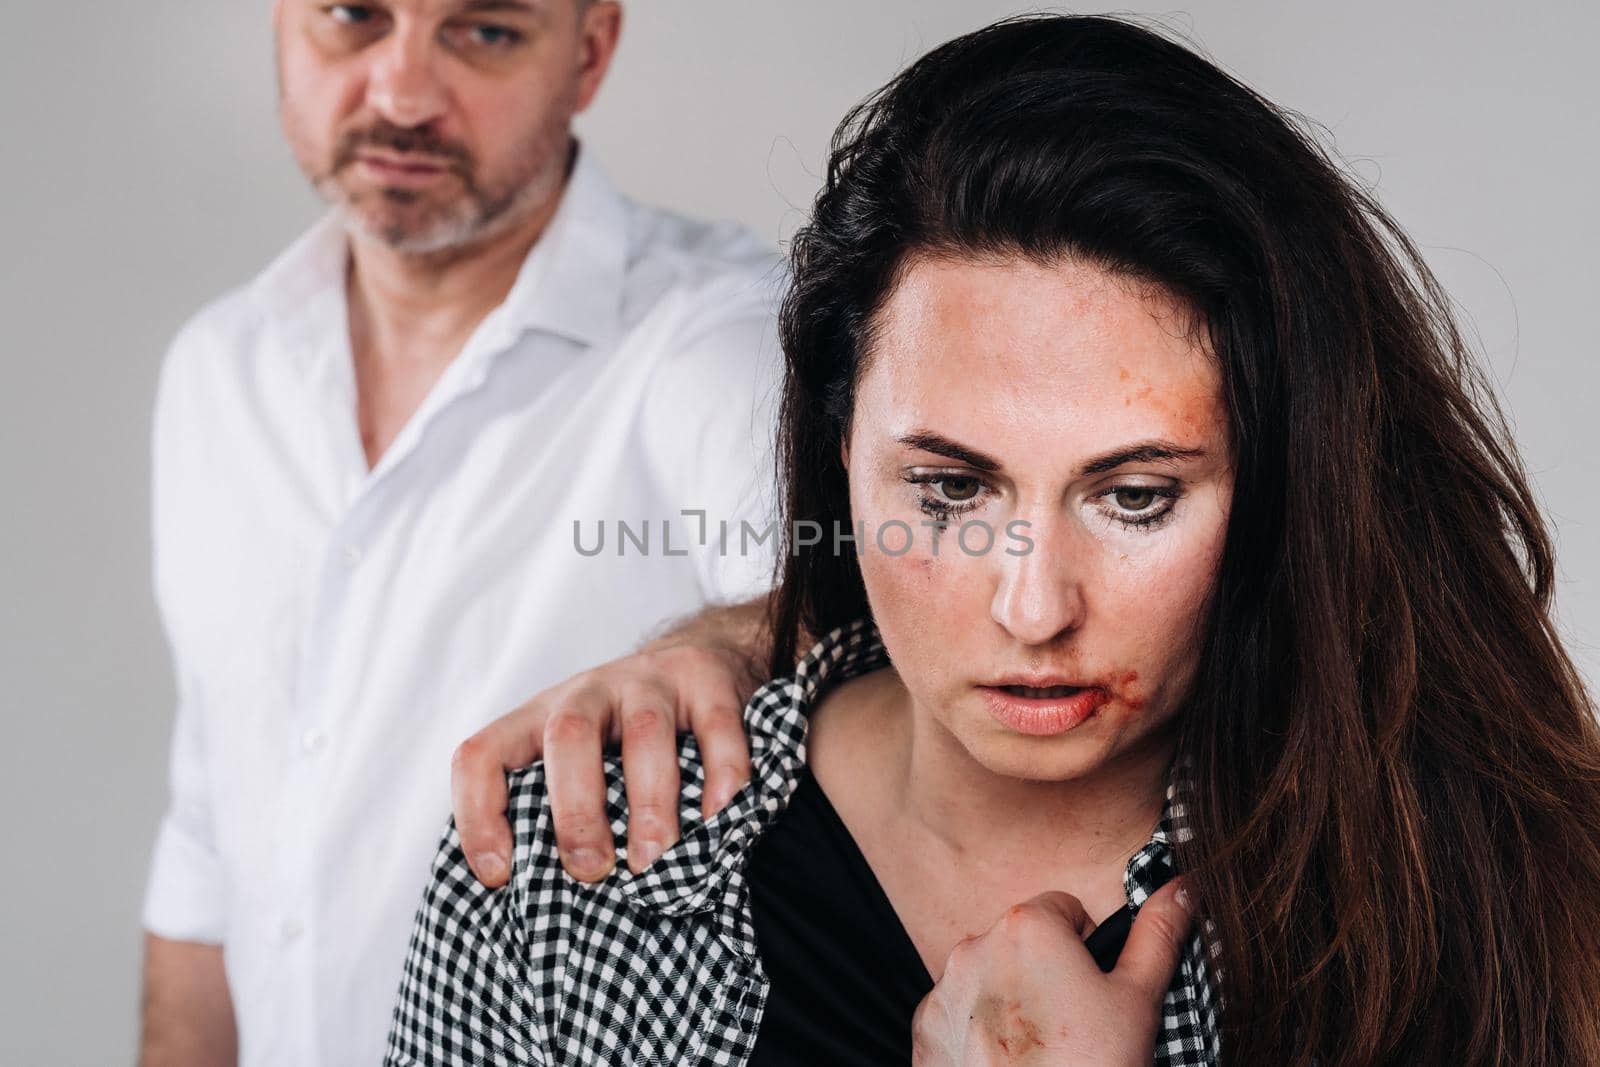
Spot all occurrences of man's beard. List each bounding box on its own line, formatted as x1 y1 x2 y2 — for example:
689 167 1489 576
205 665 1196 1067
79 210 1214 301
315 120 564 257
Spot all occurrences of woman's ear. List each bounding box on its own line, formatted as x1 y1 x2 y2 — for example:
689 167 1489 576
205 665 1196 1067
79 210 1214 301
839 435 850 469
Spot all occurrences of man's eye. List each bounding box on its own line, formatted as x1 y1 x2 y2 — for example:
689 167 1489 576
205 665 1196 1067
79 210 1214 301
455 22 524 48
328 4 376 24
473 24 518 46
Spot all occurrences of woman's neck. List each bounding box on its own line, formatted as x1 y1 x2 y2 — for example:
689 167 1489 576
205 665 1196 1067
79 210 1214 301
810 665 1175 907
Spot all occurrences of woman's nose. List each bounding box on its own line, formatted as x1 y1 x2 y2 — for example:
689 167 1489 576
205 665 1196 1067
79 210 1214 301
988 521 1088 647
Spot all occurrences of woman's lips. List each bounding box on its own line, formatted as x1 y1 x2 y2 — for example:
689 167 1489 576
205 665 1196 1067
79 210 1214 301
979 684 1109 736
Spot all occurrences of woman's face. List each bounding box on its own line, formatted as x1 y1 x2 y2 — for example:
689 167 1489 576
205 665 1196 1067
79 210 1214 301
845 254 1233 782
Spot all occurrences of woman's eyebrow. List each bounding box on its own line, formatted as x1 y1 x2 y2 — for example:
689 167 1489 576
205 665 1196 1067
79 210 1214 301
1078 440 1209 476
897 432 1209 475
896 431 1002 472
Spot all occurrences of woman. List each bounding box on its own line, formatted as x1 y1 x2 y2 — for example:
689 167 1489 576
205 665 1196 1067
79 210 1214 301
386 14 1600 1066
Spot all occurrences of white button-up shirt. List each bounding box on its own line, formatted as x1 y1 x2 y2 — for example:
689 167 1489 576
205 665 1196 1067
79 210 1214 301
140 149 783 1067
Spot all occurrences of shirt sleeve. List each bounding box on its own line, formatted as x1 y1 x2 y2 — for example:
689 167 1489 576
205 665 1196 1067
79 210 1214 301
141 684 227 942
638 276 785 606
385 816 543 1066
141 325 227 944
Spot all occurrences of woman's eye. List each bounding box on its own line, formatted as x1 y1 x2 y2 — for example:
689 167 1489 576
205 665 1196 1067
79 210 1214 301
935 476 983 502
1099 484 1180 530
1111 487 1158 511
904 472 989 518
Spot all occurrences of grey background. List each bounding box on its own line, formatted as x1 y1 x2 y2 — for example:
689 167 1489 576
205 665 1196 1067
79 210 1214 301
2 2 1595 1062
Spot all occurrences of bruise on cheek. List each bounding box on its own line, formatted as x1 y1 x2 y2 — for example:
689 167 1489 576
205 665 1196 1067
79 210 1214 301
878 545 937 585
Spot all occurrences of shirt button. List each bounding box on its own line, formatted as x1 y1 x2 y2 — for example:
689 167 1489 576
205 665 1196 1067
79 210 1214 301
301 727 327 755
280 917 304 944
341 544 363 568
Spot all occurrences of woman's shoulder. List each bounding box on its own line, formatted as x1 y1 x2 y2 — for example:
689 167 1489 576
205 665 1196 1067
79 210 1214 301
492 619 893 886
498 685 811 889
805 660 905 791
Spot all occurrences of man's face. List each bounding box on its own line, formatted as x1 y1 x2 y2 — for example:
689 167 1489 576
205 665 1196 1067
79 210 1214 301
274 1 620 256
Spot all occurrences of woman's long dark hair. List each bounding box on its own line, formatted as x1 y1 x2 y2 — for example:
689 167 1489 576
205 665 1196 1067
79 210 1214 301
767 15 1600 1065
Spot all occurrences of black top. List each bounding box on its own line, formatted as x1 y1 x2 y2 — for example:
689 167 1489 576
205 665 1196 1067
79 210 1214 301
746 764 933 1064
745 765 1164 1063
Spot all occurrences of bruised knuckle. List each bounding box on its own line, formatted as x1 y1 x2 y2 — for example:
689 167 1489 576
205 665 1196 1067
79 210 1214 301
450 734 493 774
545 709 599 747
620 703 671 744
1002 901 1035 923
998 901 1044 938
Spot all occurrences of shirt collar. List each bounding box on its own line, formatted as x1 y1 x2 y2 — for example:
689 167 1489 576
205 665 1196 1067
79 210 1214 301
249 210 349 370
493 143 627 347
1124 776 1188 907
248 141 628 373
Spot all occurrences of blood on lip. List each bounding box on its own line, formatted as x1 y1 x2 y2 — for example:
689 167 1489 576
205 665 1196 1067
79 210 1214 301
1114 669 1145 710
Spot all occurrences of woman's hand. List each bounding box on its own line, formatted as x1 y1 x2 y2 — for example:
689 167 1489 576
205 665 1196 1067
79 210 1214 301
450 600 769 886
911 879 1193 1066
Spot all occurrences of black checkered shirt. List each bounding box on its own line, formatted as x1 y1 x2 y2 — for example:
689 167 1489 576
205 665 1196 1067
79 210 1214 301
385 618 1221 1065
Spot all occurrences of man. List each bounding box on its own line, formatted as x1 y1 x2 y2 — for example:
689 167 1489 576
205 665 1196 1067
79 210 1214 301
139 2 778 1064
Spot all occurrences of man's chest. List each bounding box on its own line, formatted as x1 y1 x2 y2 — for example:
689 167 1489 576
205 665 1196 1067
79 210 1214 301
156 330 712 757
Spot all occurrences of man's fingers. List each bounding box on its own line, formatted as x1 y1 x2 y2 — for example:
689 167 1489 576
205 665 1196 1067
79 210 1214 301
543 697 618 882
450 704 550 888
618 687 682 873
1114 877 1195 1000
682 679 752 820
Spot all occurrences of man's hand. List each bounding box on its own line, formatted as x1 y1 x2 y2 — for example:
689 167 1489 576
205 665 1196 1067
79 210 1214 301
452 598 771 885
911 879 1194 1066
